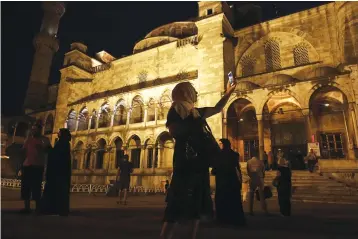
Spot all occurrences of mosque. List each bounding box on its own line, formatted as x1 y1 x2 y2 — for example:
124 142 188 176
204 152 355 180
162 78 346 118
3 1 358 187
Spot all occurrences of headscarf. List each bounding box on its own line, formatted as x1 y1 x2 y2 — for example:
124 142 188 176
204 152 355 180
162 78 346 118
219 138 231 151
171 82 201 119
59 128 72 142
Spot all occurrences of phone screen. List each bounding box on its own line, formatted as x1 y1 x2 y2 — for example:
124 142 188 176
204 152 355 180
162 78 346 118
228 71 234 85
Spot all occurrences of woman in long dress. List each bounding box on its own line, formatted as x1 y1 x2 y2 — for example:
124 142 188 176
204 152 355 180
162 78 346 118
41 128 72 216
212 139 246 227
160 81 236 239
277 158 292 217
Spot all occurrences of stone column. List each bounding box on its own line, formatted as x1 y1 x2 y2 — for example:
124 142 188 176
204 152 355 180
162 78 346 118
302 109 313 143
152 146 156 174
154 104 158 124
222 116 227 138
257 115 264 161
349 104 358 147
110 113 115 127
345 104 357 159
126 110 131 127
144 106 148 126
140 146 145 172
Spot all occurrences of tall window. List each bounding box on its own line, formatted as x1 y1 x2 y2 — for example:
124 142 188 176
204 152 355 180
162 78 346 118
264 39 281 72
159 95 172 120
66 110 77 132
240 55 256 77
96 139 106 169
113 101 127 126
98 103 111 128
147 99 155 122
78 107 89 131
130 96 144 124
293 43 309 66
90 110 97 129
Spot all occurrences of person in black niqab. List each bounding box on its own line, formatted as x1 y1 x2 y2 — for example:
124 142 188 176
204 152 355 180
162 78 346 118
41 128 72 216
212 139 246 227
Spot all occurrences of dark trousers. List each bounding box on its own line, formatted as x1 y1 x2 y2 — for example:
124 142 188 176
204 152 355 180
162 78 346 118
21 165 44 201
278 188 291 216
307 160 316 173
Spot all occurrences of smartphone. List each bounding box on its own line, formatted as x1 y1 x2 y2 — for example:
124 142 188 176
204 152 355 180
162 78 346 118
228 71 234 86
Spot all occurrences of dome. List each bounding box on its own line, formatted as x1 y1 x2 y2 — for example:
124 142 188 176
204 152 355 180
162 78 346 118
145 22 198 39
307 67 339 79
236 81 260 91
133 21 198 53
265 74 298 86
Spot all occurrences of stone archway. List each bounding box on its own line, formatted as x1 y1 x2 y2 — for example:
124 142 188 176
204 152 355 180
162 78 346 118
309 85 356 159
227 98 258 161
127 135 141 168
95 139 107 169
155 132 174 168
112 137 124 168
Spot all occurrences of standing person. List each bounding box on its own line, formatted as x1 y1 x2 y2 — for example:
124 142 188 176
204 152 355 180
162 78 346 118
263 151 269 171
212 139 246 227
41 128 72 216
20 121 52 214
267 151 273 171
247 156 268 216
276 158 292 216
160 81 236 239
306 149 317 173
116 154 133 205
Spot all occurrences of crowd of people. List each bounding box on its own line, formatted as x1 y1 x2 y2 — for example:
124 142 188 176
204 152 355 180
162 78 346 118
16 80 319 238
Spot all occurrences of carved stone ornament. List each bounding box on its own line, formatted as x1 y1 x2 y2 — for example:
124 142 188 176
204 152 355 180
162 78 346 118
137 70 148 83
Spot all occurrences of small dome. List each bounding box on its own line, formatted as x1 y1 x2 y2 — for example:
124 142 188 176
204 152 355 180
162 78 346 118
307 67 339 79
145 22 198 39
133 22 198 53
265 74 298 86
236 81 260 91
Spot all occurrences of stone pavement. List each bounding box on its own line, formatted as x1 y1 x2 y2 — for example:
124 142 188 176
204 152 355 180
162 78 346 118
2 188 358 239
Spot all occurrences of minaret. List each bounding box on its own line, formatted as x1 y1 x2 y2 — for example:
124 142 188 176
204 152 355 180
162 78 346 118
23 2 65 113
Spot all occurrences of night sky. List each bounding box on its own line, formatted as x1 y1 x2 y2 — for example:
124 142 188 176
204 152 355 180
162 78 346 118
1 1 328 117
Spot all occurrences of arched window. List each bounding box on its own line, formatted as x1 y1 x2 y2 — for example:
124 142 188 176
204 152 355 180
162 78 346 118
78 107 89 131
96 139 106 169
72 141 84 169
44 114 54 135
264 39 281 72
85 150 91 169
66 110 77 132
98 103 111 128
114 137 124 168
113 100 127 126
147 99 155 122
90 110 97 129
240 55 256 77
293 43 309 66
158 95 172 120
130 96 144 124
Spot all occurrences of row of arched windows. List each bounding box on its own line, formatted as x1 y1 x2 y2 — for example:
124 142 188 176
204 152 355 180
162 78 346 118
241 41 310 77
66 95 172 132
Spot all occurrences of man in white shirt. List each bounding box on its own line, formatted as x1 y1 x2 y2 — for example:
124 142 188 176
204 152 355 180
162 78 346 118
247 156 268 216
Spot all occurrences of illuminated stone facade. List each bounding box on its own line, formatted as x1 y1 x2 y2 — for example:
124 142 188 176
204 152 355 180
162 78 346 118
20 1 358 187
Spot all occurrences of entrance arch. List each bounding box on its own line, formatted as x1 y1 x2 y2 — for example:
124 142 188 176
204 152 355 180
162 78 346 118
309 85 354 159
96 139 106 169
227 98 258 161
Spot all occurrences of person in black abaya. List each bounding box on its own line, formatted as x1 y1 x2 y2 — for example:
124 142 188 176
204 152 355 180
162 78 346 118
212 139 246 227
277 158 292 217
41 128 72 216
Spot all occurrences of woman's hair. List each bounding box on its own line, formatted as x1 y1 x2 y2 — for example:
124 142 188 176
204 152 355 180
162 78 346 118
219 138 231 149
59 128 72 142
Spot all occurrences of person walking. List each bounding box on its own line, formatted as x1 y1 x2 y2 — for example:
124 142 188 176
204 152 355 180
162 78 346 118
306 149 317 173
276 158 292 216
41 128 72 216
20 121 52 214
160 80 236 239
116 154 133 205
212 138 246 227
247 156 268 216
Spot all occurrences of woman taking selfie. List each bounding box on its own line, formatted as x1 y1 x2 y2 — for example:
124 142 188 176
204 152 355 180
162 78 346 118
160 79 236 239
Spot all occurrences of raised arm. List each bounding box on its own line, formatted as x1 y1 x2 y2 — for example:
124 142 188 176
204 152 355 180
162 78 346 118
202 81 236 119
